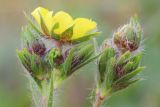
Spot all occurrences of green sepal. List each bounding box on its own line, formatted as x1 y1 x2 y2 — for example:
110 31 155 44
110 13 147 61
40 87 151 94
112 78 141 92
68 44 94 75
98 47 115 82
61 25 74 39
129 15 142 42
50 22 60 40
17 48 51 82
78 44 94 58
114 67 145 84
23 12 42 35
45 48 61 67
117 51 130 65
30 54 43 75
17 48 32 72
71 53 101 73
129 52 142 70
38 12 50 36
21 26 39 47
123 61 133 74
63 48 75 75
17 49 45 87
105 57 115 89
72 32 100 43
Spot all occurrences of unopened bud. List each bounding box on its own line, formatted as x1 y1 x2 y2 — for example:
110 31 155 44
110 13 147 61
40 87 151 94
46 48 63 66
114 16 142 52
31 39 46 56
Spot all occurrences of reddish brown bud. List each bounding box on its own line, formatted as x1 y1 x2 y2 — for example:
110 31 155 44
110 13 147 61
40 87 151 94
31 40 46 56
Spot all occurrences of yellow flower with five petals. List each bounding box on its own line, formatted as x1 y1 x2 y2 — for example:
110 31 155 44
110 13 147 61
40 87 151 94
31 7 99 43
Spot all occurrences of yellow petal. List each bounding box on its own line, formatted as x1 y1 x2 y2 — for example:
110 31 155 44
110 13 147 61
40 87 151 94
71 18 97 40
53 11 74 35
31 7 54 32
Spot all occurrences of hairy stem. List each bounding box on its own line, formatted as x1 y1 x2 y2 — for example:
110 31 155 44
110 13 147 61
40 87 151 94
93 93 104 107
48 73 54 107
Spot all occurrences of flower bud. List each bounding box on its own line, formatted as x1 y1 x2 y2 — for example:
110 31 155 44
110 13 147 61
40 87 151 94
45 48 63 66
31 39 46 56
114 16 142 52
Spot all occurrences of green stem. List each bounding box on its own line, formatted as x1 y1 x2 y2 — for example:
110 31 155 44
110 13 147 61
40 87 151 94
48 74 54 107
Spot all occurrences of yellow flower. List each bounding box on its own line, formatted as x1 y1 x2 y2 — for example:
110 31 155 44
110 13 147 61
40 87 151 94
31 7 55 34
72 18 97 40
53 11 74 35
31 7 98 43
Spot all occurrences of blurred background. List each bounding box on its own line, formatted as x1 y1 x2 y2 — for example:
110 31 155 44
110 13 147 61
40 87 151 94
0 0 160 107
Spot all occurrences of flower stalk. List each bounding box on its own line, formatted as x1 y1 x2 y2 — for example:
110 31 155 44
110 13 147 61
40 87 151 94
93 92 105 107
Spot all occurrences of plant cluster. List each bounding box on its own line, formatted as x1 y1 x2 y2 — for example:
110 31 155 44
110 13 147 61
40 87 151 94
17 7 145 107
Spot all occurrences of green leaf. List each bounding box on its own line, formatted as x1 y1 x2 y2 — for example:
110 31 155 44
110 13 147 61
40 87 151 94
114 67 145 84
